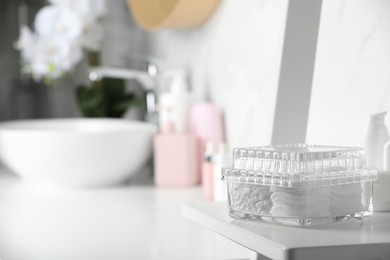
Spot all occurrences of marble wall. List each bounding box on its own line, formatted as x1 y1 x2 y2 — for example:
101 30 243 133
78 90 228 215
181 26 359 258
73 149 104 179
149 0 289 149
104 0 288 150
118 0 389 148
307 0 390 146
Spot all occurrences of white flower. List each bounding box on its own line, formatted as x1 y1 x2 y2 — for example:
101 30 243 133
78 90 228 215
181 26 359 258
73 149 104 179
40 1 106 51
15 25 36 60
48 0 106 20
28 37 83 80
15 25 35 51
35 5 83 41
15 0 107 81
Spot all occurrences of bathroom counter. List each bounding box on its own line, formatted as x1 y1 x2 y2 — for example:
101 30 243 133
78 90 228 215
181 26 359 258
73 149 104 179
0 169 248 260
183 201 390 260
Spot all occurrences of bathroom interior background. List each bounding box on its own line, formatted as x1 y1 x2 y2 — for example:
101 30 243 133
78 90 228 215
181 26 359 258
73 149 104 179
1 0 390 149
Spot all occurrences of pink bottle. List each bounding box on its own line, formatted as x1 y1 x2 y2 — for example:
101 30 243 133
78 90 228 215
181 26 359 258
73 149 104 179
189 102 225 181
154 133 198 187
154 71 198 187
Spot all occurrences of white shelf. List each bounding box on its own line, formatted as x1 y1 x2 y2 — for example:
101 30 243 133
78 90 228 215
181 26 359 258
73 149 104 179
183 201 390 260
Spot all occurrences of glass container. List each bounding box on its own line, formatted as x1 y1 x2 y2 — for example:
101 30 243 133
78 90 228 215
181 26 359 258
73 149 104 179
223 144 377 226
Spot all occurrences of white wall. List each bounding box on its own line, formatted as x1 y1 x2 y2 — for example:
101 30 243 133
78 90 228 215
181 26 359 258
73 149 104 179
104 0 390 149
149 0 289 149
307 0 390 147
104 0 288 151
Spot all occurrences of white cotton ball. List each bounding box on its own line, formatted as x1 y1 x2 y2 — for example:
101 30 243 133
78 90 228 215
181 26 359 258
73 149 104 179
230 183 272 215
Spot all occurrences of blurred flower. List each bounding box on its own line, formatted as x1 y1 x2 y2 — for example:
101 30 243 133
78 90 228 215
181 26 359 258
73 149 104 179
14 25 36 60
28 37 83 80
15 0 106 82
48 0 107 21
35 5 83 41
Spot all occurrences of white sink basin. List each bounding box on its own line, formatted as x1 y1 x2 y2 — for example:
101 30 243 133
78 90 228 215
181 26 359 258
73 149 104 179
0 119 156 188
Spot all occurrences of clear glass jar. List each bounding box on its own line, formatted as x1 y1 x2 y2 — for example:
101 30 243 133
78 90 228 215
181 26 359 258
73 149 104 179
223 144 377 226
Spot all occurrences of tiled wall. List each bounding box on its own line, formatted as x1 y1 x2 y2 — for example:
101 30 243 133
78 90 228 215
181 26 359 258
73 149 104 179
0 1 21 121
0 0 48 121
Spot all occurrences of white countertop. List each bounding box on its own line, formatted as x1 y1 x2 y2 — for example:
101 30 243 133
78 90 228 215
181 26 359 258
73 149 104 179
0 168 248 260
183 201 390 260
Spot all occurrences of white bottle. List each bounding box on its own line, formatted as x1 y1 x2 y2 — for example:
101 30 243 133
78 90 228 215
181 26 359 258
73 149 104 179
158 93 174 133
377 115 390 211
364 112 389 170
372 171 390 212
170 73 192 134
213 143 228 201
158 71 192 134
384 133 390 172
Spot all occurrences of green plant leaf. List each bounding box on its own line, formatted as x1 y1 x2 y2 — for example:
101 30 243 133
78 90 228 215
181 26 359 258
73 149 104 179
102 78 126 101
76 85 106 117
76 77 143 118
112 96 143 112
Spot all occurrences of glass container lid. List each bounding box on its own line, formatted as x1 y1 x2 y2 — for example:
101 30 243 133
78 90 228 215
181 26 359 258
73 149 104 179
223 144 377 188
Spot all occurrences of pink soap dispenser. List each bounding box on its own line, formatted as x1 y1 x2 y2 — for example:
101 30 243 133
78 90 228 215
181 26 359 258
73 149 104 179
154 72 198 187
154 133 198 187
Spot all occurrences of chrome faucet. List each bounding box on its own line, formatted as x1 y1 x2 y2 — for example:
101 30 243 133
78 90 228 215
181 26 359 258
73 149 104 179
88 62 159 124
